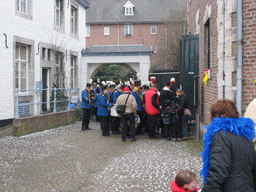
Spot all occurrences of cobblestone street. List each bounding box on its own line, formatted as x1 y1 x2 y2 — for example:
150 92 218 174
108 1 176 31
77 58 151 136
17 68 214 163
0 121 203 192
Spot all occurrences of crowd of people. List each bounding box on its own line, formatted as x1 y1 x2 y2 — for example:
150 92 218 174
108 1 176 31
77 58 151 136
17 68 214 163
81 77 190 142
81 78 256 191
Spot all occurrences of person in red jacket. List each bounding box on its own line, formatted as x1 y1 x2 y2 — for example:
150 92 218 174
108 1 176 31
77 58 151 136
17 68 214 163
144 83 160 139
171 169 201 192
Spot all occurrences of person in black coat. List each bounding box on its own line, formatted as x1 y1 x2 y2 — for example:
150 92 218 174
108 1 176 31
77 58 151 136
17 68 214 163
159 82 178 137
176 89 189 140
201 99 256 192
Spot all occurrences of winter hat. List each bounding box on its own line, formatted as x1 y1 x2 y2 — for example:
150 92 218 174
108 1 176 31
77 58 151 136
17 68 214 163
123 87 130 92
170 77 175 84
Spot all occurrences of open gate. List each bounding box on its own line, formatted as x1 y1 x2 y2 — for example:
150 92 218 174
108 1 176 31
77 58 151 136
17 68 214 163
181 35 199 120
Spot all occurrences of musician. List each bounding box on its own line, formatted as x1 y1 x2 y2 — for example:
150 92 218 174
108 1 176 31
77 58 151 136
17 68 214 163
98 85 113 136
132 80 144 135
81 83 96 130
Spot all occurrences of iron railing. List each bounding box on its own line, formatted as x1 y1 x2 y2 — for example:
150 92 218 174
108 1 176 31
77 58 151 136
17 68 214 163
15 87 80 119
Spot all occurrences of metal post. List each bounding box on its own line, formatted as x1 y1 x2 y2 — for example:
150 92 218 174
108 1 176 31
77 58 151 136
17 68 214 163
67 87 71 111
53 87 57 113
77 88 80 102
36 88 40 116
15 88 20 119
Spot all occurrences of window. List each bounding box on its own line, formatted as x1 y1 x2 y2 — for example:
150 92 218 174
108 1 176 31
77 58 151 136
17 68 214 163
86 25 90 37
151 45 157 53
17 0 27 14
15 44 29 92
123 1 134 16
151 26 157 34
70 6 78 36
48 49 52 61
125 25 133 36
204 19 211 69
55 51 64 88
15 0 32 19
42 48 46 60
55 0 64 31
104 27 110 35
70 55 77 88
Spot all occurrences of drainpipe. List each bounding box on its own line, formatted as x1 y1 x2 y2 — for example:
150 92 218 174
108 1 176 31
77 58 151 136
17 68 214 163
117 23 120 45
236 0 242 116
223 0 226 99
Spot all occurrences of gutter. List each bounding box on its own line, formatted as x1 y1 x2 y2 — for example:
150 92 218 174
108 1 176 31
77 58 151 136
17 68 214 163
236 0 243 115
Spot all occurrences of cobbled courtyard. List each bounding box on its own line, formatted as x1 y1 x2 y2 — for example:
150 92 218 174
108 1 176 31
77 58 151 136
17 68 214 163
0 121 204 192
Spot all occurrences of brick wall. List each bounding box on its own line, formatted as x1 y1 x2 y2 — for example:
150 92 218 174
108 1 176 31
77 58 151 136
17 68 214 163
188 0 219 125
242 0 256 113
86 22 185 70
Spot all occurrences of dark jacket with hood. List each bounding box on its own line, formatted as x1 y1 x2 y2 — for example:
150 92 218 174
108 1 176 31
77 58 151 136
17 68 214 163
201 117 256 192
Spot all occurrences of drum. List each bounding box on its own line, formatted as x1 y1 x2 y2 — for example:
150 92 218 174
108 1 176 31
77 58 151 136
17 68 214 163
110 105 118 117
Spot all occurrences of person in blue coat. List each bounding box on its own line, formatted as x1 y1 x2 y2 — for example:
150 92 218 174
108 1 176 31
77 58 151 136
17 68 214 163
93 87 101 122
81 83 96 130
132 80 144 134
97 85 113 136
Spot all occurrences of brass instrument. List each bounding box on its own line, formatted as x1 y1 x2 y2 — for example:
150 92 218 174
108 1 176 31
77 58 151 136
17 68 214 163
89 89 95 100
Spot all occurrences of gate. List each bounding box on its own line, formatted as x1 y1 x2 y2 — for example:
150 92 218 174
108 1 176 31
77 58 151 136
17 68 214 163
181 35 199 120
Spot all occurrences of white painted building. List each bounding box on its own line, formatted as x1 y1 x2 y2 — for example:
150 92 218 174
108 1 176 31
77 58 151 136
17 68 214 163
0 0 90 121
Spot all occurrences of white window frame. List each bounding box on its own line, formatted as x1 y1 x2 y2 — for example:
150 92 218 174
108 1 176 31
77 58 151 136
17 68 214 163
55 0 61 28
86 25 90 37
104 27 110 36
15 44 28 93
123 1 134 16
125 7 134 16
151 26 157 34
17 0 27 14
151 45 157 53
70 55 77 88
125 25 133 36
70 5 78 36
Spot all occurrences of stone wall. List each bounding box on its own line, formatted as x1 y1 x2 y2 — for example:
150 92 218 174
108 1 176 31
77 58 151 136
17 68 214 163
242 0 256 113
13 110 78 137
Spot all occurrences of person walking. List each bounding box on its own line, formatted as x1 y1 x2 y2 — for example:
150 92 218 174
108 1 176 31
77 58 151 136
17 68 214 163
201 99 256 192
144 83 160 139
97 85 113 136
81 83 95 130
115 87 137 142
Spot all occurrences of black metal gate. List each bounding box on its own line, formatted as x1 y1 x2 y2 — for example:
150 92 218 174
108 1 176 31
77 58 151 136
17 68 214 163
181 35 199 120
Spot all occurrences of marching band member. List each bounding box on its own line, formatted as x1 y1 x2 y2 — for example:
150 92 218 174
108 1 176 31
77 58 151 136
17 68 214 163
81 83 96 130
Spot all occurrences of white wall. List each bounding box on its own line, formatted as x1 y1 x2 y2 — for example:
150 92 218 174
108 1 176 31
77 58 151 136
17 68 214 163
0 0 87 120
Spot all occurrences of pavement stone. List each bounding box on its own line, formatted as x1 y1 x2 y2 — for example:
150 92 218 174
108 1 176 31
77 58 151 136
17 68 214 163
0 121 203 192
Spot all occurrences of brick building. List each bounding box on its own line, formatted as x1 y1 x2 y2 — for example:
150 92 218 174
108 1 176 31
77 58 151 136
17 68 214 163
187 0 256 135
85 0 187 72
0 0 90 121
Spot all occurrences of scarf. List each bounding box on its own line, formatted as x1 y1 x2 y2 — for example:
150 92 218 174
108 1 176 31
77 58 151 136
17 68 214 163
134 86 143 101
200 117 255 183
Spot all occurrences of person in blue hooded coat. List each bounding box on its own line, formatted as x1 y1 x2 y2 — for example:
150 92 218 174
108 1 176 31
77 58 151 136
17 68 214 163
97 85 113 136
